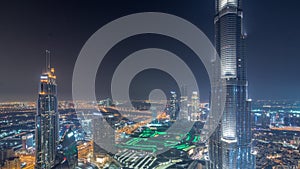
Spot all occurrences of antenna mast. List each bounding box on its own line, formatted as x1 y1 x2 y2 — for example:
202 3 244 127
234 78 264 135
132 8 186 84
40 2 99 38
45 50 51 72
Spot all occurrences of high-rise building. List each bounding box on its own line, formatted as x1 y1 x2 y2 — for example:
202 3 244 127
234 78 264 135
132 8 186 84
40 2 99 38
190 91 200 121
180 85 188 120
35 50 59 169
208 0 255 169
168 91 179 120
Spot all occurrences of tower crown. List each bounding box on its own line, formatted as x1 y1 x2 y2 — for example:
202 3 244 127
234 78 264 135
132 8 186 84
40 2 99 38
39 50 56 95
217 0 239 12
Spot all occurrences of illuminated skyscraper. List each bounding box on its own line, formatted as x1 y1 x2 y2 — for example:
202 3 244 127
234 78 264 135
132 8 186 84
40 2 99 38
191 91 200 113
179 85 188 120
35 50 59 169
168 91 178 120
190 91 200 121
208 0 255 168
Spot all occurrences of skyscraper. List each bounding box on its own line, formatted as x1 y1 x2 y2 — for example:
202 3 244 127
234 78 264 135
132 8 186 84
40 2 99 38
168 91 179 120
191 91 200 116
179 85 188 120
208 0 255 168
35 50 59 169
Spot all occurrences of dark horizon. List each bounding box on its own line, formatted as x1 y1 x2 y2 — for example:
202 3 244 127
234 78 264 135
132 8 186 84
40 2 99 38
0 0 300 102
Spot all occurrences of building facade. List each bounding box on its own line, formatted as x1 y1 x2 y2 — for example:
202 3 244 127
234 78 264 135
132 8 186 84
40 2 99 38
35 51 59 169
208 0 255 168
55 129 78 169
167 91 179 121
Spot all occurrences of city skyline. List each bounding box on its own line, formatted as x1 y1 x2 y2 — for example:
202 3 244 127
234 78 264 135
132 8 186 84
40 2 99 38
0 1 300 168
0 0 300 101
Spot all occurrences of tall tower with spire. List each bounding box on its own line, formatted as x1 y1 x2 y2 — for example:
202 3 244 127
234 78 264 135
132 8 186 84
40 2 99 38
35 50 59 169
208 0 255 168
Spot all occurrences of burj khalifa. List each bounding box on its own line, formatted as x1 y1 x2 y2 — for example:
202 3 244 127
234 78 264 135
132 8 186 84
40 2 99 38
208 0 255 168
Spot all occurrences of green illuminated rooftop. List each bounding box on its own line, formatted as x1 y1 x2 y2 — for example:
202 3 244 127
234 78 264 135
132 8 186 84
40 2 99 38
117 127 200 153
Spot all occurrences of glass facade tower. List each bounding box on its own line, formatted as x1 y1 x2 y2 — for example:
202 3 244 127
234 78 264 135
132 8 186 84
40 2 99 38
208 0 255 168
35 51 59 169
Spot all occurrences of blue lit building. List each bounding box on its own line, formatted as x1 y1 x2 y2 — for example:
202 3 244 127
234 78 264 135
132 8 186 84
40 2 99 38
208 0 255 168
35 51 59 169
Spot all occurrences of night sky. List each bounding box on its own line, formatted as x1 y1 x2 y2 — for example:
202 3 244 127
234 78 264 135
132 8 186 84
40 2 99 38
0 0 299 102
